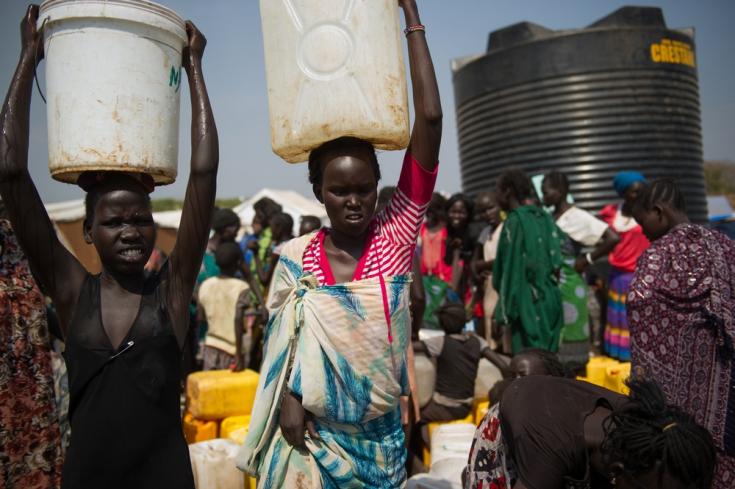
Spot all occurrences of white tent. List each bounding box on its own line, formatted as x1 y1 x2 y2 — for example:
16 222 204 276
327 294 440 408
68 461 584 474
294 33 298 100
233 188 328 235
45 198 86 223
152 209 183 229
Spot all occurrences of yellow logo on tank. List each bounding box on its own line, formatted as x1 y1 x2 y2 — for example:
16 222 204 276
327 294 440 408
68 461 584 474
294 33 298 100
650 38 695 67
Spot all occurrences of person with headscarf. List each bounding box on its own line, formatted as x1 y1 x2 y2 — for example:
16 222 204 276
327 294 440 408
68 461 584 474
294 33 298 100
598 171 649 361
629 179 735 488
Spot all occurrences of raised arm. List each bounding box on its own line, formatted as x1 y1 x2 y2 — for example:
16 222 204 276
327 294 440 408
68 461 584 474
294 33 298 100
167 21 219 341
0 5 85 333
400 0 442 171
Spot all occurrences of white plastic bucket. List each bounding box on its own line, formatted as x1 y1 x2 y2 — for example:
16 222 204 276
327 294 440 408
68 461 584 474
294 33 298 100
38 0 187 185
259 0 410 163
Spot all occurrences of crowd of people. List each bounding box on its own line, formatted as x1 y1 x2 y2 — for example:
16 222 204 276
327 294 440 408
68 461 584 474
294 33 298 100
1 2 734 489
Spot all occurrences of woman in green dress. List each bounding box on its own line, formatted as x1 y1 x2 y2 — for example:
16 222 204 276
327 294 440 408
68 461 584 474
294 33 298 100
542 171 620 363
493 169 563 354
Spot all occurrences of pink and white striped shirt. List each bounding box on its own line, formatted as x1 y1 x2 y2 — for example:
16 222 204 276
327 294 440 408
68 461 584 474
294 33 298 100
303 153 437 286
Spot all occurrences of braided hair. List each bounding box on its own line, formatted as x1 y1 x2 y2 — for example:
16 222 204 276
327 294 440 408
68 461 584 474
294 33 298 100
496 168 537 203
601 378 716 489
634 178 687 213
308 137 380 188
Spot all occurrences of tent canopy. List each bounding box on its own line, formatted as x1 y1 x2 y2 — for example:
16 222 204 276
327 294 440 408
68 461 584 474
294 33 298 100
233 188 328 235
45 199 86 223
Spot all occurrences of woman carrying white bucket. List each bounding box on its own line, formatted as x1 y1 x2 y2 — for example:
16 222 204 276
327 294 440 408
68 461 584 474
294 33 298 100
0 5 219 489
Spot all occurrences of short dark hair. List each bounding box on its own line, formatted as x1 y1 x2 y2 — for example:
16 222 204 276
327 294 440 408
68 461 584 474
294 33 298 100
497 168 536 203
308 137 381 187
270 212 294 238
427 192 448 222
214 241 243 269
515 348 569 378
601 377 715 488
437 301 466 334
81 172 152 222
253 197 282 221
634 178 687 213
300 215 321 231
212 208 240 232
543 170 569 194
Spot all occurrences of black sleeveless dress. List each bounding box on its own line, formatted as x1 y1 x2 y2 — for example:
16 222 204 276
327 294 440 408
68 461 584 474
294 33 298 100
61 268 194 489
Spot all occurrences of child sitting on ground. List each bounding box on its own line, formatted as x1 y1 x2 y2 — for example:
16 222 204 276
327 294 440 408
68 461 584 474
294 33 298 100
198 242 252 371
414 302 510 423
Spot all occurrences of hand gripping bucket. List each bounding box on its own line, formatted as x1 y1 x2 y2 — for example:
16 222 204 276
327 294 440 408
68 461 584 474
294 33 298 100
38 0 187 185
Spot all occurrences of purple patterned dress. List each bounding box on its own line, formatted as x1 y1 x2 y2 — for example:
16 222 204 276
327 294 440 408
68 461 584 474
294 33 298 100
629 223 735 489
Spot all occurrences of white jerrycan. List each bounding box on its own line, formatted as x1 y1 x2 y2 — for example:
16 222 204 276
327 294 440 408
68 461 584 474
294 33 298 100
39 0 187 185
260 0 410 163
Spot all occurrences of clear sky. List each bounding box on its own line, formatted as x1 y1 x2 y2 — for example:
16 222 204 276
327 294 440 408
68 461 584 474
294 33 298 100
1 0 733 204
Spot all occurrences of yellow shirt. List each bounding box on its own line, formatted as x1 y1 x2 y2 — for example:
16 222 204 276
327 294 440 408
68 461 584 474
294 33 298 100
199 276 249 355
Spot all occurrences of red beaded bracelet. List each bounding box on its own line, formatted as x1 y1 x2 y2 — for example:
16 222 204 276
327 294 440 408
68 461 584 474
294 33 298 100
404 24 425 36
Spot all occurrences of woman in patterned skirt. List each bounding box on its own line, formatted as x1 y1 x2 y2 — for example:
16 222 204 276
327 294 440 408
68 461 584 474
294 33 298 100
629 178 735 489
598 171 649 361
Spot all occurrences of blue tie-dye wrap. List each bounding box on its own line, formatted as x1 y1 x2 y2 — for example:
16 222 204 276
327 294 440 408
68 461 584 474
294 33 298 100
237 234 412 488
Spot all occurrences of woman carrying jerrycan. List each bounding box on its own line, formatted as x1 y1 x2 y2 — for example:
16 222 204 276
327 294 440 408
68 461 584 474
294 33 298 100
0 5 218 489
238 0 442 486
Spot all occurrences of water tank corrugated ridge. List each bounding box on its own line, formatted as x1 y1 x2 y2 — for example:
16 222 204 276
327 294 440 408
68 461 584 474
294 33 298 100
452 7 707 222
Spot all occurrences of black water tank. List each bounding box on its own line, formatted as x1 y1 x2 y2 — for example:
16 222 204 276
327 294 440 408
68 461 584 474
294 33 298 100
453 6 707 222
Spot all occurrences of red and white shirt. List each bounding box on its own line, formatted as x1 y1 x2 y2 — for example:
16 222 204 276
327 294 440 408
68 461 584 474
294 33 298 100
303 152 437 286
